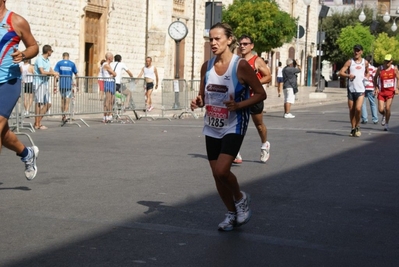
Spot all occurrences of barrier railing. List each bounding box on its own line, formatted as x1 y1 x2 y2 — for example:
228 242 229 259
11 76 202 130
161 79 198 120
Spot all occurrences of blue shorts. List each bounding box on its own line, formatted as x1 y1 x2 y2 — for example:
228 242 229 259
0 78 21 119
104 81 115 95
60 88 73 98
277 77 283 83
347 89 364 102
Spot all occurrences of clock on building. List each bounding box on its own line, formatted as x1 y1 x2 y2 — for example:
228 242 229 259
168 20 188 41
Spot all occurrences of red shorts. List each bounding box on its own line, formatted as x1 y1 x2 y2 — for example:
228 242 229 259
98 80 104 92
378 90 395 101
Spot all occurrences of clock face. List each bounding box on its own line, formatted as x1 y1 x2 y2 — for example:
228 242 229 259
168 21 188 41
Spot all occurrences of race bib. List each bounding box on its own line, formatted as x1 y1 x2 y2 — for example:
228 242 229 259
205 105 229 128
384 79 394 88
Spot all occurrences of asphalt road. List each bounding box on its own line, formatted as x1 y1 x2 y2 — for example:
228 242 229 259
1 101 399 267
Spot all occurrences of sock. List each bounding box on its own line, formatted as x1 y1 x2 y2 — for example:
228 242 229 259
17 147 29 158
261 142 268 149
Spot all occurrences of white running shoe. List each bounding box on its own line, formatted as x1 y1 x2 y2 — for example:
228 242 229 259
260 141 270 163
21 146 39 180
218 212 236 231
284 113 295 119
235 191 251 226
233 152 242 164
381 115 386 126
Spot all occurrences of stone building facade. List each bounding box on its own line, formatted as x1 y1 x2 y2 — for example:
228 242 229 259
9 0 319 86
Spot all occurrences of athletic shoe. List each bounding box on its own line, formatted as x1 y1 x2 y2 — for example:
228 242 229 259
260 141 270 163
284 113 295 119
361 120 368 124
349 128 356 137
373 121 378 124
218 212 236 231
147 106 154 112
355 127 361 137
384 124 389 131
21 146 39 180
233 152 242 164
235 191 251 226
381 115 386 126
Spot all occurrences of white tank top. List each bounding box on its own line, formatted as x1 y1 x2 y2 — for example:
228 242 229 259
348 58 366 93
277 66 283 78
202 54 250 138
143 65 156 80
101 62 113 81
21 63 33 83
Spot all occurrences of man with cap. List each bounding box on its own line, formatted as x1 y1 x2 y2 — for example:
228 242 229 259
373 54 399 131
339 44 369 137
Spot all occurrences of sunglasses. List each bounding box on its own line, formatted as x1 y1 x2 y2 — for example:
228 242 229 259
239 42 252 47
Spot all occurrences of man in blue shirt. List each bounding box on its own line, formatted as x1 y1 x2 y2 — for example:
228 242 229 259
54 52 78 123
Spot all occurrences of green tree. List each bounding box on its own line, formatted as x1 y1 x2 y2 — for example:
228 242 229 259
222 0 296 53
336 23 374 59
373 33 399 64
322 7 390 66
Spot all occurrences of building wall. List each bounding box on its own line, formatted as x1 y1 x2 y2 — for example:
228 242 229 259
8 0 318 85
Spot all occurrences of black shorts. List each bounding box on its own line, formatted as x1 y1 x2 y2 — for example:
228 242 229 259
205 134 244 161
347 89 364 102
250 101 264 115
115 83 121 92
24 82 33 94
146 82 154 90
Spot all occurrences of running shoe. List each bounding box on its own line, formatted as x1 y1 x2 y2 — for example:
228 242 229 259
381 115 386 126
349 128 356 137
355 127 361 137
218 212 236 231
235 191 251 226
147 106 154 112
260 141 270 163
233 152 242 164
384 124 389 131
21 146 39 180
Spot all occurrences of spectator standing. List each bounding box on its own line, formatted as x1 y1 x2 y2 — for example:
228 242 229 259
0 2 40 179
276 61 283 97
137 57 159 112
98 59 106 101
190 23 266 231
110 54 134 110
33 44 59 130
20 59 34 116
361 55 378 124
282 58 301 118
102 52 116 123
54 52 78 123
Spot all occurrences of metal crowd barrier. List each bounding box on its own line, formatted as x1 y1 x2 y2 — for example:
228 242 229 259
120 77 147 120
161 79 198 120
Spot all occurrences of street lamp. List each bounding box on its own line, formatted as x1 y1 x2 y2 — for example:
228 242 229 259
391 17 399 32
359 3 391 22
359 9 366 22
303 0 311 86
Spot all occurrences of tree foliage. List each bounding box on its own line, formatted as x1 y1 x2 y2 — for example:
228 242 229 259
222 0 296 53
336 23 374 58
373 33 399 64
322 6 396 66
